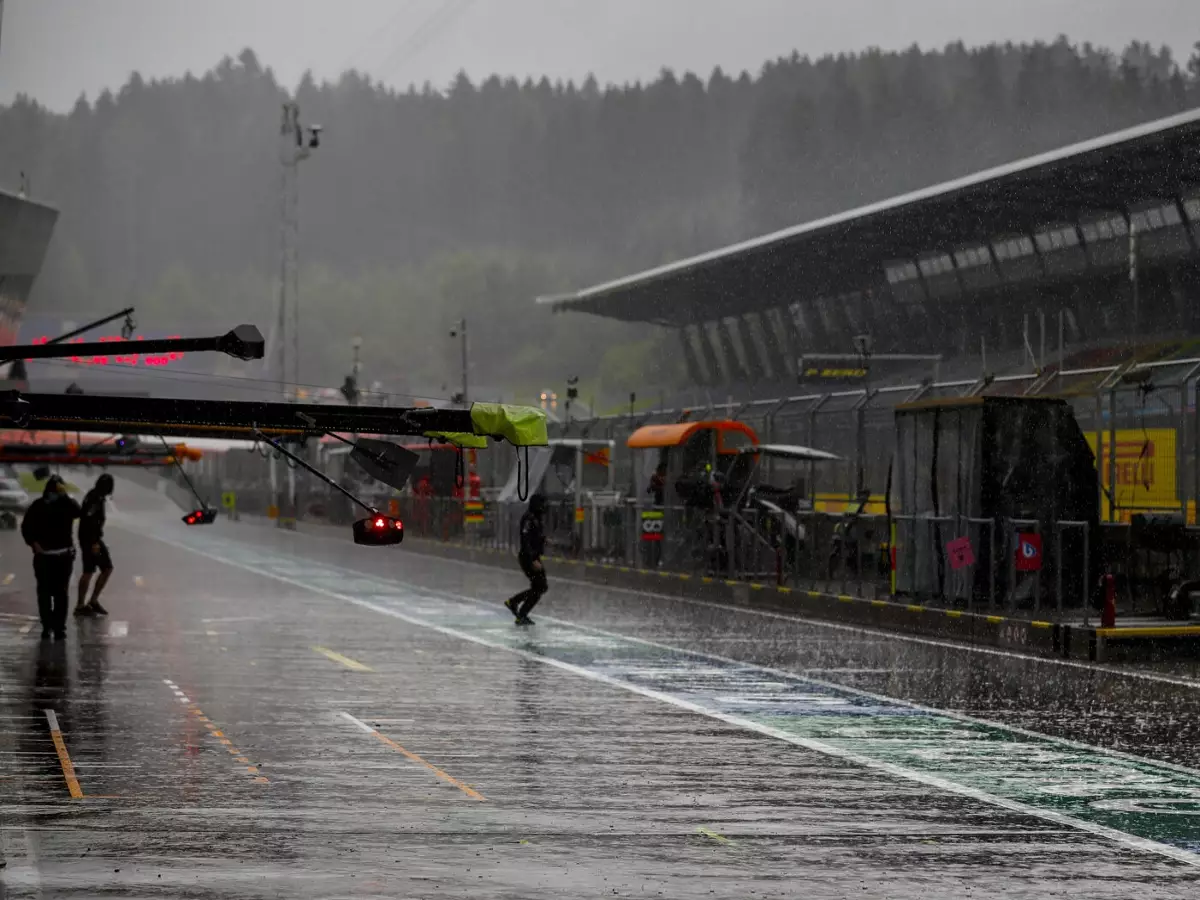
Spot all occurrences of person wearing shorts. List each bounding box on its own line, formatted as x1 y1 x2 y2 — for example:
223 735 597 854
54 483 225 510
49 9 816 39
76 473 114 617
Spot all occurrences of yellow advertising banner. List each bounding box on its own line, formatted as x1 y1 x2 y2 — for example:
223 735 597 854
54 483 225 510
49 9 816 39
1085 428 1178 520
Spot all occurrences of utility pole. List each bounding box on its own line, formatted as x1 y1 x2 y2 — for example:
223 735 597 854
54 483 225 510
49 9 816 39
449 318 468 407
273 102 321 400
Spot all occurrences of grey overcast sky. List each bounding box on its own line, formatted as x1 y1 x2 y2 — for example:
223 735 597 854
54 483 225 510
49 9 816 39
2 0 1198 111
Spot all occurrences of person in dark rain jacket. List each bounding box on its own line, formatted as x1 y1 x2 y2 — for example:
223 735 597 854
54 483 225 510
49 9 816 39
20 475 82 640
504 494 547 626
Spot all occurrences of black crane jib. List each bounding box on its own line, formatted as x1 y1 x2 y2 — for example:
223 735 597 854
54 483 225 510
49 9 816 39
0 392 538 445
0 324 265 363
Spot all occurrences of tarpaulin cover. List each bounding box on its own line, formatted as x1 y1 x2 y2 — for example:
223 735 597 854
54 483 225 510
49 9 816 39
894 397 1097 606
469 403 549 446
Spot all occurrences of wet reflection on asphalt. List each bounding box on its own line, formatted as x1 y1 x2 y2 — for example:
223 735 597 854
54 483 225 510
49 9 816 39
0 480 1198 897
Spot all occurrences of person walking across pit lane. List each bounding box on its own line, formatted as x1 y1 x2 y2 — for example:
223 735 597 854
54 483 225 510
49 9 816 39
76 472 115 617
20 475 82 640
505 493 548 626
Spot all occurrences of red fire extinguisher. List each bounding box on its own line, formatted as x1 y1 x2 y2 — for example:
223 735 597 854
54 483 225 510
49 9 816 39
1100 573 1116 628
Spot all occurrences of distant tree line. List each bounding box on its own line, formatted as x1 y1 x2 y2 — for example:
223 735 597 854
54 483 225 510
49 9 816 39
2 38 1198 404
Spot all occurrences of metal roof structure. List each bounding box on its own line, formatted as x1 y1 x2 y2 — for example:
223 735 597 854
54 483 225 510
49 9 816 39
540 107 1200 325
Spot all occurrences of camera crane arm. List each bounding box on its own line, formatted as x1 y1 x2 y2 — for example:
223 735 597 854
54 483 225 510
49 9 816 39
0 324 265 363
0 394 548 446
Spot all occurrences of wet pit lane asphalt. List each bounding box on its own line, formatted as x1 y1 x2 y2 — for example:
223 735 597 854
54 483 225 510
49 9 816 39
1 480 1200 897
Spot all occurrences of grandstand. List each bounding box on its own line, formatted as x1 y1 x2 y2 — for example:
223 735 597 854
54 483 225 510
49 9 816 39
540 108 1200 520
542 107 1200 396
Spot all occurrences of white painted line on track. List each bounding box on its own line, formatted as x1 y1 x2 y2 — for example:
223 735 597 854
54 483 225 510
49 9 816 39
238 521 1200 690
421 582 1200 783
535 566 1200 689
339 711 375 734
134 531 1200 869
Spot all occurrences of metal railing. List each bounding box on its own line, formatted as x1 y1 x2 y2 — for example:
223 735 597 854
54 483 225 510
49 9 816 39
551 355 1200 523
170 454 1200 623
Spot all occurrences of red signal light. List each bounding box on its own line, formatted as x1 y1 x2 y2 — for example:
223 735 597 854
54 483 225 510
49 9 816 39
353 515 404 545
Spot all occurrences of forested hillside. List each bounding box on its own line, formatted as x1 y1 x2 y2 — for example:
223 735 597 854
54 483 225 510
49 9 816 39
3 38 1198 403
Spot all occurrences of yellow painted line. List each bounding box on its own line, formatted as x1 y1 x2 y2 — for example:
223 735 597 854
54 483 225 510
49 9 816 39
1095 625 1200 638
777 586 791 594
837 595 854 603
2 572 14 585
678 573 691 581
340 712 485 801
44 710 83 799
871 600 887 608
696 826 731 844
1031 620 1053 629
312 646 373 672
618 567 630 573
946 610 963 618
906 605 924 613
176 683 268 785
987 616 1004 625
807 591 820 599
750 583 764 591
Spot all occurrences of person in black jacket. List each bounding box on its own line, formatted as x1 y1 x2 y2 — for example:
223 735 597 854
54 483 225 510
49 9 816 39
505 494 547 626
21 475 82 640
76 473 115 617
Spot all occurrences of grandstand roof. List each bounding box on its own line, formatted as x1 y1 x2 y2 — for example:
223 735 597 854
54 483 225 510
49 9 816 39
539 107 1200 325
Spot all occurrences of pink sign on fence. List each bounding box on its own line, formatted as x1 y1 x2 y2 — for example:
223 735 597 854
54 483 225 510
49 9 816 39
946 536 975 570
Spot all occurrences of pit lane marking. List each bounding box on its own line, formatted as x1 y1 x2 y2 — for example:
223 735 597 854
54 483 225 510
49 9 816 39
44 710 83 799
132 529 1200 867
163 679 268 784
338 712 485 801
312 646 373 672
